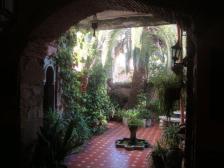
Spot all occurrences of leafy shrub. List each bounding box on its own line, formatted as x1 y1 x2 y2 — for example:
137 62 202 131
138 108 152 119
147 99 160 120
163 124 181 149
148 99 160 113
135 93 151 119
84 64 114 134
65 112 91 145
121 109 143 127
150 70 181 117
56 28 115 136
151 142 168 168
128 117 144 127
32 111 76 168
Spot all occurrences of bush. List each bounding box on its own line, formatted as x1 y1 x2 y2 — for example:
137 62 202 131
150 70 181 117
151 142 168 168
66 112 91 145
83 64 115 134
32 110 91 168
32 111 75 168
147 99 160 120
121 109 144 127
135 93 152 119
163 124 181 149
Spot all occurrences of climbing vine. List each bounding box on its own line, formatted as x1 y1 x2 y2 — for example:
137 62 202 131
55 26 114 135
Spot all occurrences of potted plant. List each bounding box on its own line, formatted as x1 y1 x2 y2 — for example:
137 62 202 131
151 70 181 119
32 110 77 168
151 124 183 168
128 116 144 145
163 124 183 168
151 142 167 168
116 109 150 150
122 109 143 144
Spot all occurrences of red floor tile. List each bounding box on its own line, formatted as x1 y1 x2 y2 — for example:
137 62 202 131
65 121 161 168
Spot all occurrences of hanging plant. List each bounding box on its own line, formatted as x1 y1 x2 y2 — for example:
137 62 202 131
151 70 181 117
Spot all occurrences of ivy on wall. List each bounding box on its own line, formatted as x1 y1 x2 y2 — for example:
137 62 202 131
55 26 114 135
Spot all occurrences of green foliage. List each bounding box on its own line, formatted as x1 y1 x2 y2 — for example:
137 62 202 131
109 95 120 111
151 124 182 168
150 70 180 89
84 64 114 134
150 70 181 117
151 141 168 168
128 117 144 127
121 109 144 127
56 27 115 136
104 29 125 77
152 142 168 159
147 99 160 120
32 109 92 168
112 107 123 120
136 93 147 108
74 30 98 72
121 109 138 118
163 124 181 149
56 28 83 113
138 108 151 119
65 112 91 145
131 26 177 80
148 99 160 112
135 93 151 119
98 25 177 83
32 110 77 168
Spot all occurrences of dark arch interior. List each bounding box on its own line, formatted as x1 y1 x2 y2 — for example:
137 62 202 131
1 1 224 168
43 66 55 113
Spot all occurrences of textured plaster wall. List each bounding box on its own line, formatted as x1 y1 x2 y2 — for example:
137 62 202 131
20 44 57 145
20 56 44 145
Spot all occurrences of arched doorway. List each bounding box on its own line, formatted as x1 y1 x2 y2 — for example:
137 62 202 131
17 1 195 168
43 66 55 113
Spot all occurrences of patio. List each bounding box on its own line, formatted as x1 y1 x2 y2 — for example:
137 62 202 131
65 121 161 168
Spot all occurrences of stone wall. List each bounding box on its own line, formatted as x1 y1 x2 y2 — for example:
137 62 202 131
20 56 44 145
20 44 57 145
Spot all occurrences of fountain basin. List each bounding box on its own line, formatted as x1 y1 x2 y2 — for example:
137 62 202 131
115 138 150 150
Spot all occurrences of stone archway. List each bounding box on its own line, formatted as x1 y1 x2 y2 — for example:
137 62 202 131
3 1 224 168
20 0 178 145
18 1 196 167
43 56 56 114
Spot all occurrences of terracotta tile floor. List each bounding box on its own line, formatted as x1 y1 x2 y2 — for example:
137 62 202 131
65 121 161 168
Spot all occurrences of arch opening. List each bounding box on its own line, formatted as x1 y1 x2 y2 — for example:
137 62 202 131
18 1 193 168
43 66 55 114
